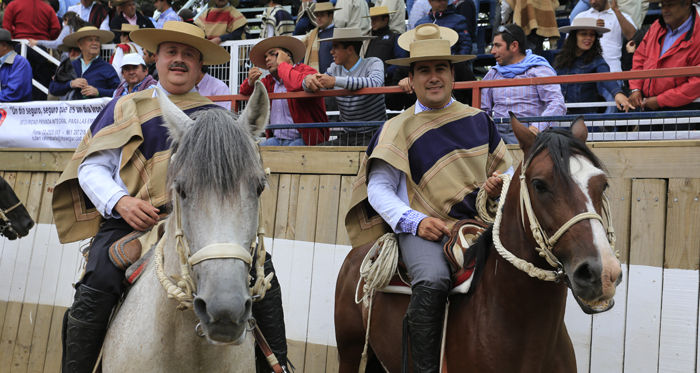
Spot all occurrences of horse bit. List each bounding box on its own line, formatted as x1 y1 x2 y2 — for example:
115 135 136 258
0 201 22 237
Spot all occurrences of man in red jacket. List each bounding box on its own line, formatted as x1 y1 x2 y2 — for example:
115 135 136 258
241 35 330 146
629 0 700 112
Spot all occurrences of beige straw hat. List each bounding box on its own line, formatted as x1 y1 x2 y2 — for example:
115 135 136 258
130 21 231 65
362 5 397 17
318 27 376 42
559 17 610 34
248 35 307 68
313 2 341 13
386 24 475 66
63 26 115 48
111 24 140 33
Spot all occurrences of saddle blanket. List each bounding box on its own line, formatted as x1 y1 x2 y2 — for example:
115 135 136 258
109 217 167 284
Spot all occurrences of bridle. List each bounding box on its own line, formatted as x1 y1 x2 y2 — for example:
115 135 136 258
0 201 22 237
488 154 617 283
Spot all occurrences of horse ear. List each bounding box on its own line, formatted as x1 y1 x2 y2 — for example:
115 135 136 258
510 111 535 153
156 87 195 143
239 80 270 136
570 115 588 143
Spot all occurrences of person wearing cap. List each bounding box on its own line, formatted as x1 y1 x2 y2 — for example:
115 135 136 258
374 0 406 33
300 2 338 74
153 0 181 29
52 21 290 373
49 26 120 99
68 0 110 31
334 0 370 33
628 0 700 113
113 53 157 96
345 24 511 373
110 24 143 79
242 35 330 146
359 6 407 85
554 17 632 114
0 29 32 102
196 65 231 109
194 0 250 43
260 0 295 38
109 0 155 44
303 27 386 146
481 23 565 144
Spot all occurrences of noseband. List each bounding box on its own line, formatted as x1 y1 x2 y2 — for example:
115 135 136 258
0 201 22 237
486 156 617 283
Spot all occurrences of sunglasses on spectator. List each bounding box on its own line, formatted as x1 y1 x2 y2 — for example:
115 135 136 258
497 25 516 40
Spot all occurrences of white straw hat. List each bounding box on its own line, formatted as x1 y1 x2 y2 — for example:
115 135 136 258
386 24 475 66
130 21 230 65
559 17 610 34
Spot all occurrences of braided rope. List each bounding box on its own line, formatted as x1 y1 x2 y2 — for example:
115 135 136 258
355 233 399 307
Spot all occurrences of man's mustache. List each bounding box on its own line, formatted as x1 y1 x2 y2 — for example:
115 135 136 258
169 62 189 71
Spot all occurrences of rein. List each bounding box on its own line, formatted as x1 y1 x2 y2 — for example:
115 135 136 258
480 159 617 283
0 201 22 237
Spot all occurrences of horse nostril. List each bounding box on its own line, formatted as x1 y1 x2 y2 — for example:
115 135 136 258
194 298 211 324
573 263 599 286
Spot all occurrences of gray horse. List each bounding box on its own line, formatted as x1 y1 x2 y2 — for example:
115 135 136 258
103 81 270 372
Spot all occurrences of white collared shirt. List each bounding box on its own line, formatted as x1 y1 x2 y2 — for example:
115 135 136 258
68 2 111 31
574 8 636 73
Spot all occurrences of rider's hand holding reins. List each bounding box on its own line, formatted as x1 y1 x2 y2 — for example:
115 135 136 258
417 217 450 242
115 196 160 231
484 171 504 199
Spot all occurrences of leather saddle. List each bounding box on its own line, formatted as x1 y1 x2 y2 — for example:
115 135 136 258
108 215 168 285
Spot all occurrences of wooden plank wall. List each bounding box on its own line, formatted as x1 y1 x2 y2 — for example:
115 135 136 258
1 142 700 373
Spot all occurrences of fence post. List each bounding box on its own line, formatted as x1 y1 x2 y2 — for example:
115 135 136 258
229 42 239 94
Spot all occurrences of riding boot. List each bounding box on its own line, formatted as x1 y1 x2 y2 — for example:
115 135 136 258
404 285 448 373
62 284 120 373
252 254 290 372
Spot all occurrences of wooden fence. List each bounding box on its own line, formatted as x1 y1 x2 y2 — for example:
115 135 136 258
1 141 699 372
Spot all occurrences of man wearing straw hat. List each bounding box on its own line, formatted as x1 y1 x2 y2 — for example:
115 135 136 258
242 35 330 145
52 21 289 373
195 0 250 43
109 0 155 44
301 2 339 74
303 27 386 146
359 6 407 85
345 24 512 373
375 0 406 33
49 26 120 99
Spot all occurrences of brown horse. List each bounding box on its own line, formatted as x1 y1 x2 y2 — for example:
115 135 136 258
0 175 34 240
335 115 622 372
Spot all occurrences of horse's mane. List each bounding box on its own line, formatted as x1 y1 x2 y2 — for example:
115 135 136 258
463 226 492 300
167 109 265 199
527 128 607 188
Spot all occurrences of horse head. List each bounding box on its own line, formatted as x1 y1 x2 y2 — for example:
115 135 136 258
0 175 34 240
156 82 270 345
510 114 622 314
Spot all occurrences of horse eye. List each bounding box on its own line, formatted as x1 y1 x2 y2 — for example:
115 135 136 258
175 183 187 199
532 180 547 193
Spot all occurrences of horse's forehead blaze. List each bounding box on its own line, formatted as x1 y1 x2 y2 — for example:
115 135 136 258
569 155 613 257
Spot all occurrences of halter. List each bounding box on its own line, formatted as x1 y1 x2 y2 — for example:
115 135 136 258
0 201 22 237
486 155 617 283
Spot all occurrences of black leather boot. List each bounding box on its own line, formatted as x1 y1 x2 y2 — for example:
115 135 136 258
404 285 448 373
62 284 120 373
252 254 290 372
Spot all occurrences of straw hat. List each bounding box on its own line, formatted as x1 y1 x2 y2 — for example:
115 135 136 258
207 0 240 9
130 21 230 65
313 2 341 13
248 35 307 68
386 24 475 66
559 17 610 34
362 5 397 17
318 27 376 42
111 23 139 33
63 26 115 48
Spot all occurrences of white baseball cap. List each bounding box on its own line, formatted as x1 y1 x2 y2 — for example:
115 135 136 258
121 53 146 68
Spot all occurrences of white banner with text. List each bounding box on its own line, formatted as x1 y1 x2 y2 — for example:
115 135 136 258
0 98 111 149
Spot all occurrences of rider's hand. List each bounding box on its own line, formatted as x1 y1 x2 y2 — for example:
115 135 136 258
114 196 160 231
484 171 503 198
417 217 450 242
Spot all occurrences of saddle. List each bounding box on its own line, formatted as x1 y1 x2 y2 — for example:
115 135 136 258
381 219 489 295
108 215 168 285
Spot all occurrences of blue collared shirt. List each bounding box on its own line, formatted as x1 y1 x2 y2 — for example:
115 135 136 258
116 79 157 96
661 15 694 56
80 57 95 76
0 52 11 66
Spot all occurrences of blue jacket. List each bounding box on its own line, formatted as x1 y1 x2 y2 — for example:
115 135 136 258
416 5 472 55
0 51 33 102
49 56 120 99
556 55 622 112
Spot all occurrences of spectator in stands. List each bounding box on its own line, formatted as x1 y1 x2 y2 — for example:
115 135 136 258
243 35 330 146
408 0 431 30
178 8 195 24
301 2 338 81
555 18 632 114
196 65 231 109
153 0 180 28
571 0 649 29
294 0 316 35
29 11 85 55
416 0 471 55
142 48 158 80
375 0 406 33
501 0 560 54
110 0 155 43
58 42 82 60
110 24 142 79
453 0 477 52
113 53 156 96
482 24 566 143
629 0 700 111
621 27 647 72
360 6 407 88
57 0 80 19
68 0 110 31
0 29 32 102
141 1 156 25
0 0 12 29
49 26 120 99
304 28 385 146
195 0 250 43
260 0 295 38
334 0 370 33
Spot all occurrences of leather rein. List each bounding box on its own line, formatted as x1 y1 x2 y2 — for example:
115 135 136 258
0 201 22 237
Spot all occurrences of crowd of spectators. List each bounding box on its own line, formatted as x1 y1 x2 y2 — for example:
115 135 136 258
0 0 698 142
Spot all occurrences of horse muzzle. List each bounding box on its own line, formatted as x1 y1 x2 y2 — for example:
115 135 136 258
567 259 622 315
193 292 252 345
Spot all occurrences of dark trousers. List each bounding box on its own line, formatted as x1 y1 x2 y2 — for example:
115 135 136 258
14 44 53 101
76 218 132 298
